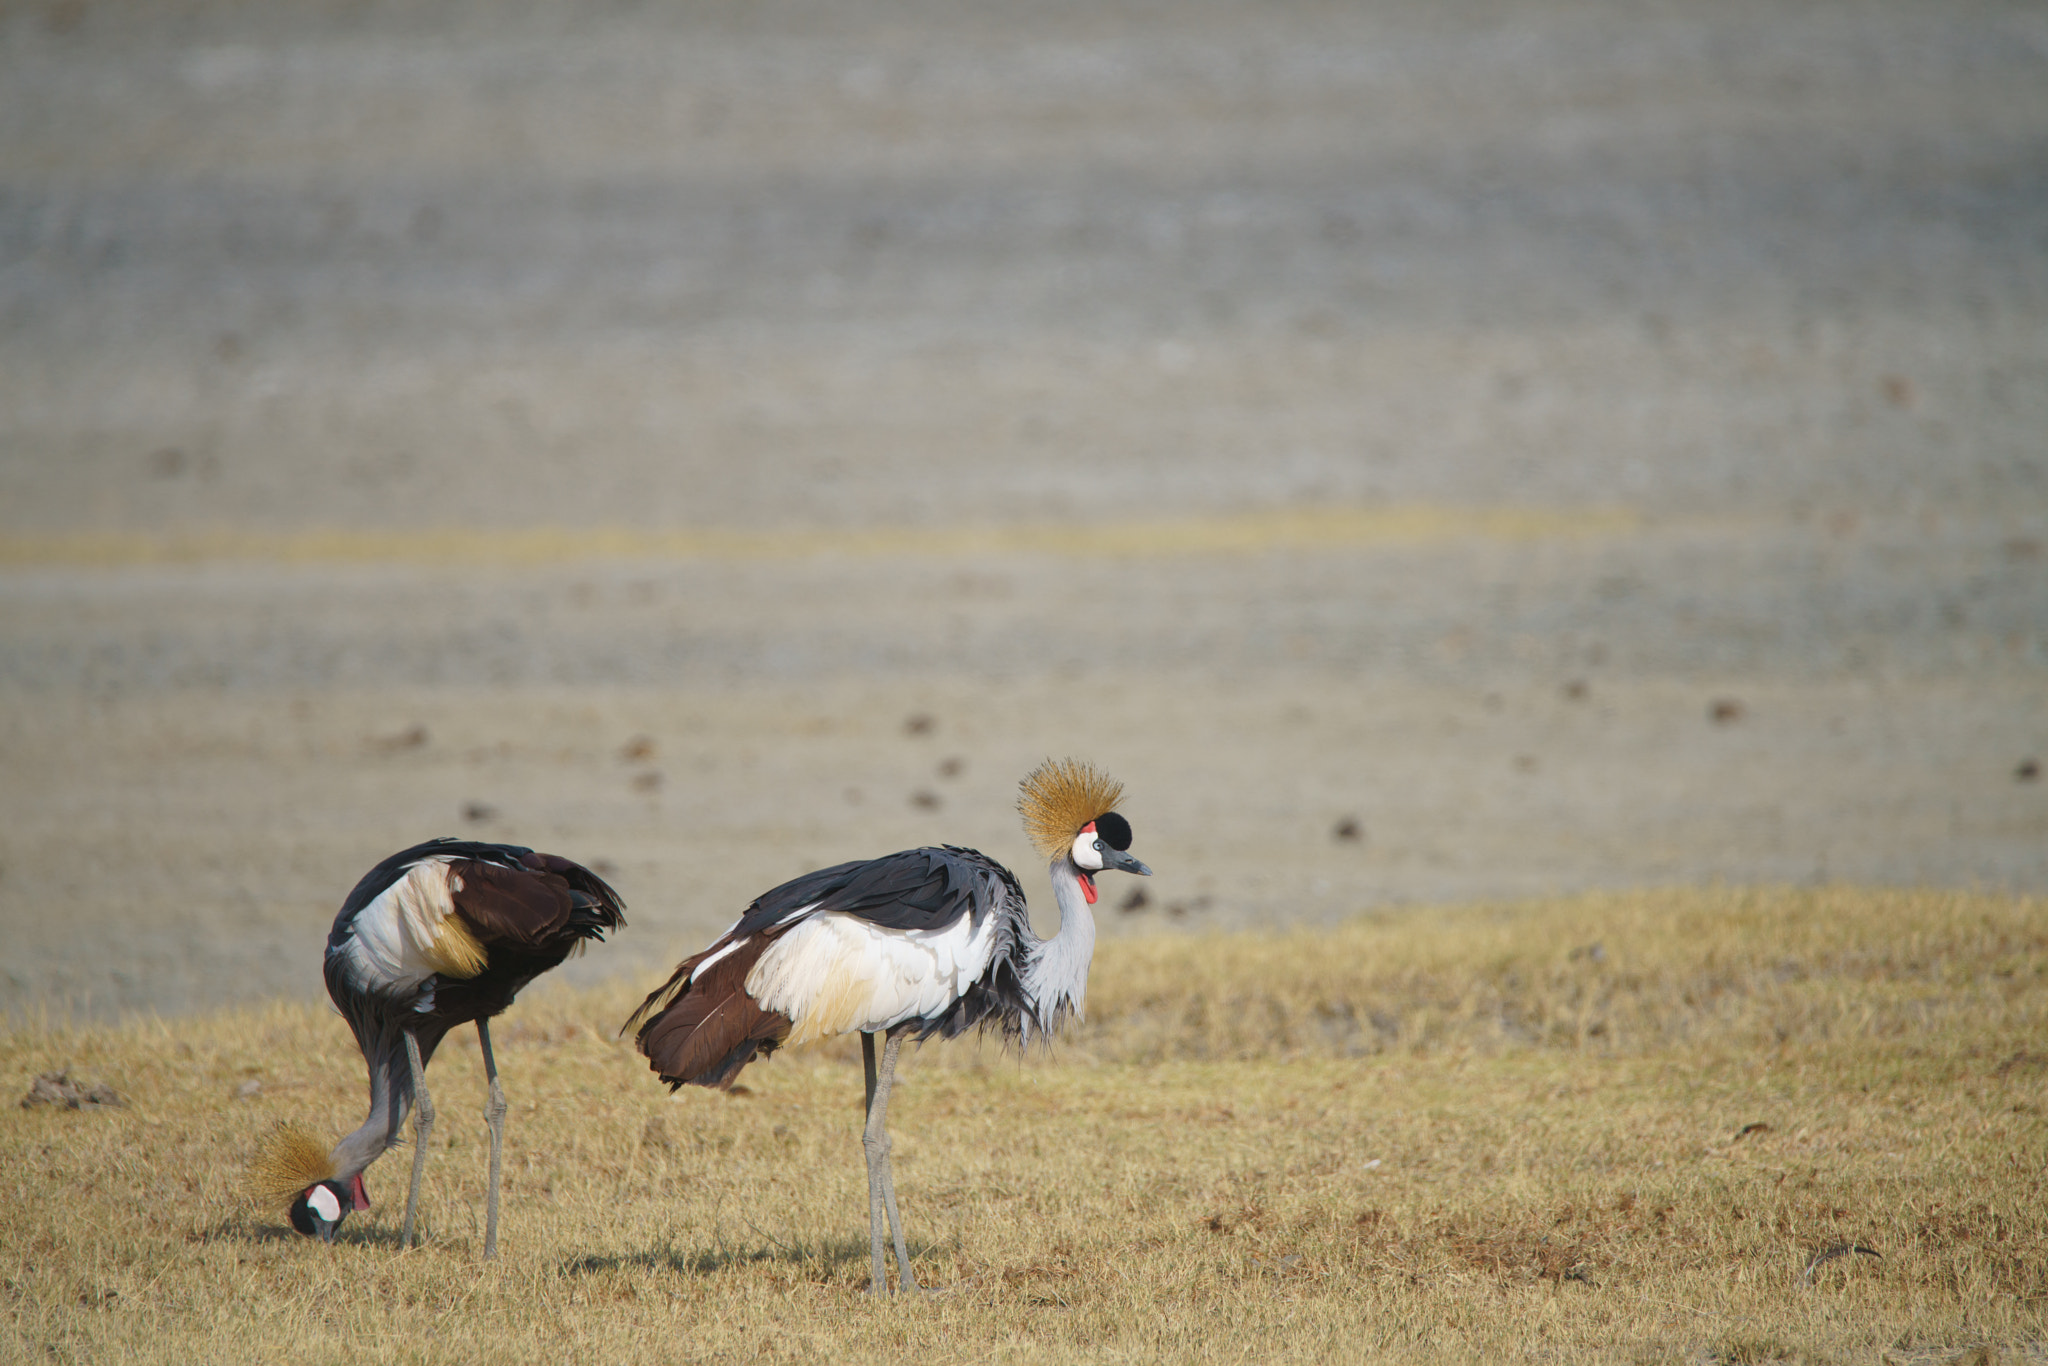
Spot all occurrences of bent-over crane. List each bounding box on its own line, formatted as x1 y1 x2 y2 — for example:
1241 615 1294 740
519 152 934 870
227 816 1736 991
624 758 1150 1294
250 838 624 1257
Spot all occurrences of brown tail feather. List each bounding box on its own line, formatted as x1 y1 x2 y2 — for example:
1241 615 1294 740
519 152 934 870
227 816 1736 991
452 860 573 944
629 933 792 1090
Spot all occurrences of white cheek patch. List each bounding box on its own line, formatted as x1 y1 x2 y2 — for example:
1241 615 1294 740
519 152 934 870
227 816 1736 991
307 1184 342 1225
1070 830 1105 871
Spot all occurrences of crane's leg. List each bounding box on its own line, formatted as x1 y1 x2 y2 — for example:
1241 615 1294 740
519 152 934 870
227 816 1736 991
400 1030 434 1250
861 1029 921 1294
861 1032 886 1293
476 1018 507 1261
875 1032 921 1293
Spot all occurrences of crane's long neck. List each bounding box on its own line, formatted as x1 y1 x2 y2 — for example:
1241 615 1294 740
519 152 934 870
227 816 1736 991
1023 856 1099 1038
329 1031 416 1179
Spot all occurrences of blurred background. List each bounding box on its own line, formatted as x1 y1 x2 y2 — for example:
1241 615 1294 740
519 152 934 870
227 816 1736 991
1 0 2043 1020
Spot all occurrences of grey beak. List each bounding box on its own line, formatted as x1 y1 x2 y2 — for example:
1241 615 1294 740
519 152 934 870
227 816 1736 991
1107 848 1152 877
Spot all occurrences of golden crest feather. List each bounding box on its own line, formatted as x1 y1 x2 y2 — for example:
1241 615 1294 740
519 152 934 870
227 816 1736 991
1018 758 1125 859
246 1121 336 1208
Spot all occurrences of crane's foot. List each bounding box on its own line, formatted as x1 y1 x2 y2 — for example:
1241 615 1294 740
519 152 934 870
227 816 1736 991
866 1272 937 1296
864 1268 941 1296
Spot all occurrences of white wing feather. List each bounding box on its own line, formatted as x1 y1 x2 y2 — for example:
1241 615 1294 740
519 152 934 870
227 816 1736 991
746 910 997 1043
332 857 470 998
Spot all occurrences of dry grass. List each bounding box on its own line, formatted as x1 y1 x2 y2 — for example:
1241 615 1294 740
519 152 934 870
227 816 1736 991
4 886 2044 1364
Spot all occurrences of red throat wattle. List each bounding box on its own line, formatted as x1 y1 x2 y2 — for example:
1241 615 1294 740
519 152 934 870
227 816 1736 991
1077 820 1099 902
348 1174 370 1211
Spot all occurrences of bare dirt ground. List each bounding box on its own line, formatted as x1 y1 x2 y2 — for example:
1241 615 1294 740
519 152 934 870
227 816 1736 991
1 0 2044 1019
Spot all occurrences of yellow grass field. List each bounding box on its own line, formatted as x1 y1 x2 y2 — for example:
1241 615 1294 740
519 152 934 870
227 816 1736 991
5 887 2044 1364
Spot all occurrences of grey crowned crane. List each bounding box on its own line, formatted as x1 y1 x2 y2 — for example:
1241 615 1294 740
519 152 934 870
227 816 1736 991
624 758 1151 1295
249 839 624 1257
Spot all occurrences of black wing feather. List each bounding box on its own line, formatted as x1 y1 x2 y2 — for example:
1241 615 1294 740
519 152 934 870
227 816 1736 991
724 845 999 939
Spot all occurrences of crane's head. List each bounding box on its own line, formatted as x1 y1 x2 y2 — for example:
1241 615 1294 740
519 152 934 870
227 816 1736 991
1019 758 1152 903
289 1176 371 1242
250 1122 370 1243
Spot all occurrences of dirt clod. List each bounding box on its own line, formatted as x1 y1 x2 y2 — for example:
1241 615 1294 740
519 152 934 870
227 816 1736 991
21 1071 125 1110
367 725 429 753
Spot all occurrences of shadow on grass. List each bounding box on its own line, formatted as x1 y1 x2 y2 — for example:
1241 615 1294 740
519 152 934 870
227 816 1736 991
194 1215 419 1250
203 1214 934 1273
563 1232 926 1281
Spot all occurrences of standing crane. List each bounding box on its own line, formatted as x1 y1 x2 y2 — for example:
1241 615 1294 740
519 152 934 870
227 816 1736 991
624 758 1150 1294
249 838 624 1257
